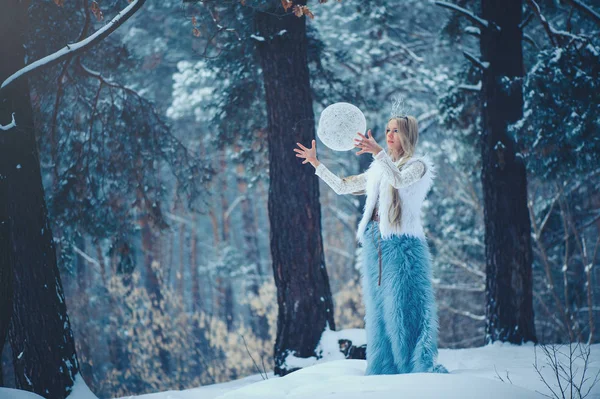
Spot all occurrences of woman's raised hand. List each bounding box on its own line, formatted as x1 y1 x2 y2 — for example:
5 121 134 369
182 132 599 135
354 129 383 156
294 140 319 167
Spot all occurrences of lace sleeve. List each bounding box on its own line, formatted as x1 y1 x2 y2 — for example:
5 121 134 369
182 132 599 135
314 162 367 195
374 151 426 189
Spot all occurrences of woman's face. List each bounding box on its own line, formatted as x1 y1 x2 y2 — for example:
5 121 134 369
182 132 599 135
385 119 405 155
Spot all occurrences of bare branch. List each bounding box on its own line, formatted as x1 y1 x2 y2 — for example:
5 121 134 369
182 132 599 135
519 10 535 29
463 50 490 70
458 81 482 92
434 282 485 293
525 0 586 47
533 290 569 337
525 0 559 46
564 0 600 26
439 304 485 321
49 0 92 179
72 244 101 268
464 26 481 37
523 33 540 49
240 334 267 381
533 345 562 399
528 198 574 341
428 234 486 278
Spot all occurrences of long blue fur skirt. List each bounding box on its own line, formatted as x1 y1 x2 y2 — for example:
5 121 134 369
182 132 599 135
361 220 448 375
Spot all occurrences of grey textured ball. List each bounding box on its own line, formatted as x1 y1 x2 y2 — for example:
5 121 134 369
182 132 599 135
317 102 367 151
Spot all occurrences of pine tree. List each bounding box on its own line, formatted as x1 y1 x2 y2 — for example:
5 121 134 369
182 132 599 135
479 0 536 343
254 0 336 376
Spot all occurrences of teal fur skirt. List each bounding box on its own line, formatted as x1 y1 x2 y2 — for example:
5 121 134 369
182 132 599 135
361 220 448 375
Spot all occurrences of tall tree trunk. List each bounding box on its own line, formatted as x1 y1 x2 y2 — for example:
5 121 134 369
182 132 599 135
139 210 171 374
214 276 235 331
190 214 201 311
235 160 263 287
254 2 336 376
220 150 231 243
0 202 12 387
178 203 186 295
235 160 269 339
480 0 536 343
0 1 80 397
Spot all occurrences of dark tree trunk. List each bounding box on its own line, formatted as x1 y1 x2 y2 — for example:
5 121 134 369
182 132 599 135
0 201 12 387
220 151 231 243
215 276 235 331
480 0 537 343
139 212 171 374
0 1 80 397
190 214 201 311
254 2 336 376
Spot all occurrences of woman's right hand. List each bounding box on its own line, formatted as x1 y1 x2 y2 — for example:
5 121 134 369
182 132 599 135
294 140 320 168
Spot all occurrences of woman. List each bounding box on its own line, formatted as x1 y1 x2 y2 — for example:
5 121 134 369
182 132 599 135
294 115 447 375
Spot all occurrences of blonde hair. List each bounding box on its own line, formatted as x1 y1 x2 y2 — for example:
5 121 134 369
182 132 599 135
386 115 419 225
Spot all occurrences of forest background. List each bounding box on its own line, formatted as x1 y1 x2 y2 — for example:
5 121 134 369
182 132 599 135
0 0 598 398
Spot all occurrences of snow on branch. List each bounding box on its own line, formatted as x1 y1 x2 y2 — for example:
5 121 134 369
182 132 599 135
565 0 600 25
72 244 101 268
434 282 485 292
0 113 16 131
0 0 146 95
464 26 481 37
519 10 534 29
439 304 485 321
75 58 136 94
525 0 586 47
457 81 482 92
525 0 560 47
463 51 489 71
523 33 539 49
434 1 498 32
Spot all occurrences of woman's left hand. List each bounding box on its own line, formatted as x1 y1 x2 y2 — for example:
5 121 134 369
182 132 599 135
354 129 383 156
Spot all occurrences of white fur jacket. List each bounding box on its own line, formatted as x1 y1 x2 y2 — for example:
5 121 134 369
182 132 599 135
314 151 436 245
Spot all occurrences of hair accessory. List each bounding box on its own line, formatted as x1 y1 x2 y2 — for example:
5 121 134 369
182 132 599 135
389 95 411 120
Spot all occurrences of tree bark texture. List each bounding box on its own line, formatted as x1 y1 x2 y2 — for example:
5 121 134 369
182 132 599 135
0 1 80 397
0 197 12 387
254 2 336 376
480 0 537 344
139 211 171 374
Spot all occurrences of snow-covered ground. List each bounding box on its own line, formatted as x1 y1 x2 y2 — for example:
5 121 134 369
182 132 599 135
2 341 599 399
207 342 600 399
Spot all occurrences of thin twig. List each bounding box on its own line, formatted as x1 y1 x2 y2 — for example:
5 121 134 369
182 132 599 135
564 0 600 25
434 1 493 31
240 334 267 380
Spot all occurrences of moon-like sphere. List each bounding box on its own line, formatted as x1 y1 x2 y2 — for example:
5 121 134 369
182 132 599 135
317 102 367 151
